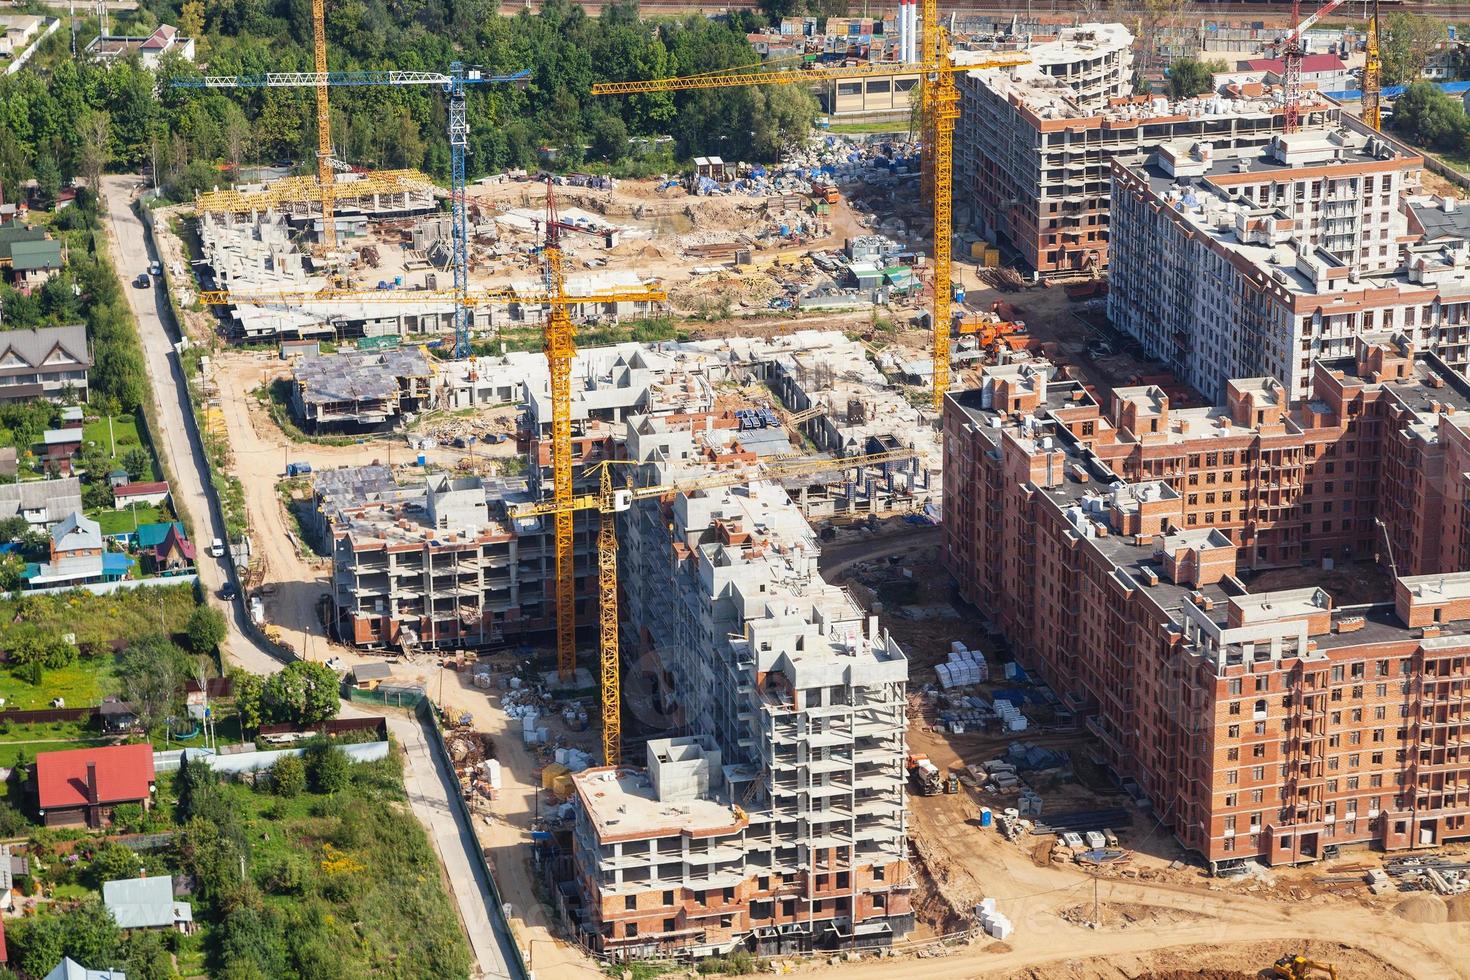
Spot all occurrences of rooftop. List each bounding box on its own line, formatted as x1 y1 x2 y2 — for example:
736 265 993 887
35 743 155 810
102 875 192 930
294 347 432 405
571 767 745 841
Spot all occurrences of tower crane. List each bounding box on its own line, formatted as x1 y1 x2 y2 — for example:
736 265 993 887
508 446 924 766
591 4 1026 412
173 21 529 358
1362 0 1383 131
1280 0 1348 133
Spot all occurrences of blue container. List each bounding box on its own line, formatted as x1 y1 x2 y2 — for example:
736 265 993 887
394 275 403 286
417 453 427 466
979 807 993 827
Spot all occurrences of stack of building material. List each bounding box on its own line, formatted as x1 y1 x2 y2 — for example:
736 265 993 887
1018 787 1043 817
995 698 1028 732
482 758 502 790
935 642 989 689
975 897 1013 940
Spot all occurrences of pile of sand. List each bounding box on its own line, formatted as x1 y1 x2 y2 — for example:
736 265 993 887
1446 894 1470 922
1394 893 1448 923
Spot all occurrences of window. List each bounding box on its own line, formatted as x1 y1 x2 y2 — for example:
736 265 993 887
626 896 638 911
663 890 675 905
1225 793 1238 807
665 918 677 932
1228 725 1241 738
1252 766 1266 780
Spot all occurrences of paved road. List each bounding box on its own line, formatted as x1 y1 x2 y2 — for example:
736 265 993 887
100 174 280 675
101 176 524 980
383 709 519 980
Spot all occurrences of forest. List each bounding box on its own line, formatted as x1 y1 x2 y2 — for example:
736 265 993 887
0 0 830 202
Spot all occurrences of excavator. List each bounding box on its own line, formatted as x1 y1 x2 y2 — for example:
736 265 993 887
1268 952 1339 979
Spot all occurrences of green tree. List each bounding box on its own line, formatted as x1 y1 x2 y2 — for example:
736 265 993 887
86 842 143 890
262 661 341 726
9 900 123 980
1383 13 1447 85
5 625 77 670
234 671 265 733
34 153 60 208
185 605 228 654
121 633 191 735
1167 57 1216 99
305 741 351 794
1391 80 1469 152
122 447 152 481
125 930 176 980
270 753 305 797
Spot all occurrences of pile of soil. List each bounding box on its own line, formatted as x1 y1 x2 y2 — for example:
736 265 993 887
1446 894 1470 921
1394 893 1448 923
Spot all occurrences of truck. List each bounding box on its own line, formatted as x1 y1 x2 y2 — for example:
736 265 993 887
285 461 313 477
907 754 943 796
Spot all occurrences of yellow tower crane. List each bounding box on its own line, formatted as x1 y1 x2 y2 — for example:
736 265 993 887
509 446 925 766
310 0 337 249
1362 0 1383 131
591 12 1026 413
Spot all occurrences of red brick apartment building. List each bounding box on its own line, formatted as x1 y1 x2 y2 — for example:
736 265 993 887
943 336 1470 867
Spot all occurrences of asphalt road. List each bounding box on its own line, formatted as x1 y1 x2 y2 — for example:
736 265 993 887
100 175 278 674
100 175 524 980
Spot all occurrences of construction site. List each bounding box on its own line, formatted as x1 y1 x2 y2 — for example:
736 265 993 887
142 0 1470 976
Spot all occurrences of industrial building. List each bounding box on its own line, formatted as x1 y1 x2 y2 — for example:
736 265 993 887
954 23 1336 276
1108 127 1426 402
942 336 1470 868
568 466 912 956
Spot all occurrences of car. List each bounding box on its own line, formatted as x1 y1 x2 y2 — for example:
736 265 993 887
133 273 151 289
219 583 238 601
148 261 163 277
209 537 226 558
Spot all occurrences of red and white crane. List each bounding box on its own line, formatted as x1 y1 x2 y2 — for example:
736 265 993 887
1281 0 1348 133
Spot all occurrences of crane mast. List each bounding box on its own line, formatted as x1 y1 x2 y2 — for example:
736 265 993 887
310 0 337 248
1362 0 1382 131
1282 0 1347 133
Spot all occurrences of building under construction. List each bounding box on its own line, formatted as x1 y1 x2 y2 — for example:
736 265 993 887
568 471 912 956
325 335 936 652
290 347 436 432
943 335 1470 868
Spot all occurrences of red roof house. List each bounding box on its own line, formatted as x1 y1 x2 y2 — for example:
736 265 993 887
34 743 156 828
113 480 171 509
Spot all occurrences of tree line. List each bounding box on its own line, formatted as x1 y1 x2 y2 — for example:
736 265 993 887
0 0 824 204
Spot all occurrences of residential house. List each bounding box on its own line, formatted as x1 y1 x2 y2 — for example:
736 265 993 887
39 428 82 472
106 469 130 488
133 521 185 551
0 842 28 911
86 24 195 69
0 324 92 403
0 477 82 525
44 959 127 980
97 698 140 734
22 512 131 589
0 14 44 55
112 481 169 510
8 239 63 290
102 876 194 934
149 524 195 575
1425 40 1467 81
349 661 394 690
32 743 155 827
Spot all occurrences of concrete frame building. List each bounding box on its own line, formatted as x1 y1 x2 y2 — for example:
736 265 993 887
290 347 435 431
569 467 911 956
942 338 1470 868
1108 127 1426 402
954 23 1336 276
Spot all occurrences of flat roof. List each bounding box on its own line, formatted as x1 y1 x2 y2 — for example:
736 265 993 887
571 767 745 841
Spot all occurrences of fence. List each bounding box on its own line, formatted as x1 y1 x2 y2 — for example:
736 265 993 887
415 699 530 980
1 573 198 600
347 685 427 709
0 706 97 725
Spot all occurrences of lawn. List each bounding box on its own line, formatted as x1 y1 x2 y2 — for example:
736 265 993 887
92 503 169 536
825 119 911 134
0 737 110 768
0 657 120 711
81 412 158 479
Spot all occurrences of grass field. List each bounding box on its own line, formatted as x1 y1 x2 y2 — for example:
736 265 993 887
824 119 911 134
93 503 168 536
81 412 158 479
0 657 121 711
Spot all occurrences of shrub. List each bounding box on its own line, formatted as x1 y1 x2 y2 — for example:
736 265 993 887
269 754 305 798
305 742 350 795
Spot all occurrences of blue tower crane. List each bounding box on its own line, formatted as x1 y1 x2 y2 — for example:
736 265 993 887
174 64 530 359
